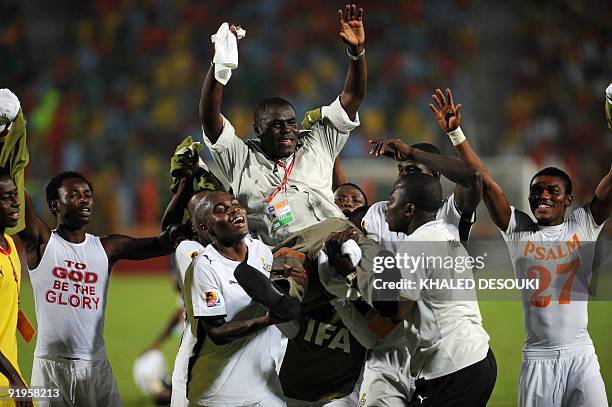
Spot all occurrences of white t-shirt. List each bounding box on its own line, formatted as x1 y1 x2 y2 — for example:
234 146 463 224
29 232 110 360
397 220 490 380
501 204 604 349
171 239 205 404
363 194 469 253
203 97 360 246
184 237 282 406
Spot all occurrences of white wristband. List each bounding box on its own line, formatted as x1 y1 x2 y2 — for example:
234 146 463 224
606 83 612 102
447 126 466 146
341 239 362 268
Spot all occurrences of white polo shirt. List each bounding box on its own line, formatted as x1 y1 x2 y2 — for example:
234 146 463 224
184 236 282 406
203 97 360 246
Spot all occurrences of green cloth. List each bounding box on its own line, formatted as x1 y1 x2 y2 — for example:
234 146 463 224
300 107 322 130
0 109 29 234
169 135 225 193
605 96 612 130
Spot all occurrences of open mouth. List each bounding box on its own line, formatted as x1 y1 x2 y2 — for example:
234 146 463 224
79 207 92 216
533 202 554 215
229 215 246 225
7 211 19 221
277 138 295 146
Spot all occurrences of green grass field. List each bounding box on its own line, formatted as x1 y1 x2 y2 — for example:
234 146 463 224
16 275 612 406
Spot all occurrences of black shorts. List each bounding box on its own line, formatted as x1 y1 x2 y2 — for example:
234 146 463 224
408 348 497 407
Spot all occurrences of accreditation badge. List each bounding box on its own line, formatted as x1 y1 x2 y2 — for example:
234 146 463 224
266 198 295 231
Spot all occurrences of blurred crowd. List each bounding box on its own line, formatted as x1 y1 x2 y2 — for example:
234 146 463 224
501 1 611 202
0 0 609 233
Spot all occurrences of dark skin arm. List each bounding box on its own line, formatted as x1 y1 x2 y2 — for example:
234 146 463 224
590 164 612 225
161 162 198 230
332 156 348 191
0 351 33 407
101 226 175 265
338 4 367 120
199 25 242 144
325 228 361 277
201 313 273 345
369 138 483 217
18 190 52 270
430 88 512 231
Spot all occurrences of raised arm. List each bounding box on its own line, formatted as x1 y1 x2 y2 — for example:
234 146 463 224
369 138 482 216
332 156 348 191
430 88 512 231
161 163 197 230
590 164 612 225
199 63 224 143
199 24 242 143
18 190 52 269
338 4 367 120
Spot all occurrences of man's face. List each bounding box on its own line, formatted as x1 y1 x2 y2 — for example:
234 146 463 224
385 184 411 233
53 178 94 228
334 185 366 216
255 104 299 160
397 160 436 178
0 178 20 229
200 192 248 243
528 175 571 225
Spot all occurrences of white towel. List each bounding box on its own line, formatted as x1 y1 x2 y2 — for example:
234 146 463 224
318 249 360 301
0 89 20 125
210 23 246 85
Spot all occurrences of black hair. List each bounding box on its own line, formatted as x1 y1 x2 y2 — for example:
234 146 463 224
46 171 94 215
334 182 369 205
348 205 370 233
395 173 442 213
530 167 572 195
411 142 441 155
0 167 13 182
254 97 296 125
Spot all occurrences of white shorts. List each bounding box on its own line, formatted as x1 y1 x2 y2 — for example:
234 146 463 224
519 343 608 407
358 347 413 407
284 391 358 407
31 355 122 407
188 391 286 407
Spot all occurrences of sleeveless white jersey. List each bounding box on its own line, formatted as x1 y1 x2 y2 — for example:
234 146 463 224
362 194 471 253
501 204 605 349
29 231 110 360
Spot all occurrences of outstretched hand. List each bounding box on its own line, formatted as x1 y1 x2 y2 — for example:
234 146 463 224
429 88 462 132
338 4 365 49
369 139 414 161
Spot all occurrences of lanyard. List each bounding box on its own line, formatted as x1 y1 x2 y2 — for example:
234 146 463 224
265 154 296 204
